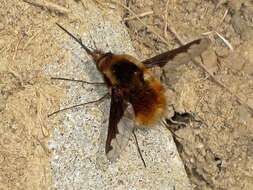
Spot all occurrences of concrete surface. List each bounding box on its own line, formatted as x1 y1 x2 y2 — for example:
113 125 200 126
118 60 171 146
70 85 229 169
45 2 192 190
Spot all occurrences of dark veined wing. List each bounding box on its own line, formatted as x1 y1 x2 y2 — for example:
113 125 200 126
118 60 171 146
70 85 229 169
106 86 135 162
142 38 211 68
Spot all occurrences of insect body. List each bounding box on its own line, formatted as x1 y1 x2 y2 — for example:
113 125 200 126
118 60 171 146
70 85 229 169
55 23 210 161
98 53 167 126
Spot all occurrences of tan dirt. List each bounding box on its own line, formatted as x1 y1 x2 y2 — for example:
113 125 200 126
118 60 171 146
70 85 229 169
124 0 253 190
0 0 63 189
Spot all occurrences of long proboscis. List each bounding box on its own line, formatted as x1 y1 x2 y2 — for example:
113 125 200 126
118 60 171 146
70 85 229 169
56 23 94 57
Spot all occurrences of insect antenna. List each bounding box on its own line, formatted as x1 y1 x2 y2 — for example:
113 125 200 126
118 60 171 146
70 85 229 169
133 129 147 168
56 23 102 62
48 93 109 117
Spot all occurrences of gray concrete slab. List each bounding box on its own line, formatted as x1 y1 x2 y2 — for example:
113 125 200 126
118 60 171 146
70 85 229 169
46 2 192 190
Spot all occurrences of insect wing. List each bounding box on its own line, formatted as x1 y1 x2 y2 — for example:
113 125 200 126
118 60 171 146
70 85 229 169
142 38 210 68
106 87 135 162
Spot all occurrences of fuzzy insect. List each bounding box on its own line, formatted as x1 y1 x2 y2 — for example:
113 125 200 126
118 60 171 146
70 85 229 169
53 23 210 162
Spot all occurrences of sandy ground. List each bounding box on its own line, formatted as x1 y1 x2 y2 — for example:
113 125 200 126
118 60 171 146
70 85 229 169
0 0 253 190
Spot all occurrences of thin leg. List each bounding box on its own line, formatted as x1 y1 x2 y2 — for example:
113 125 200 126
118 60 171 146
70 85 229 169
51 77 105 85
133 129 147 168
48 93 109 117
161 120 185 153
161 120 184 141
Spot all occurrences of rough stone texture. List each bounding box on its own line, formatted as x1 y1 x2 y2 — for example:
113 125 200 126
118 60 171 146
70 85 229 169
46 2 191 190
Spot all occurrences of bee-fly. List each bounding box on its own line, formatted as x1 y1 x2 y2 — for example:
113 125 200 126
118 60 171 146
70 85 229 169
51 23 210 163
